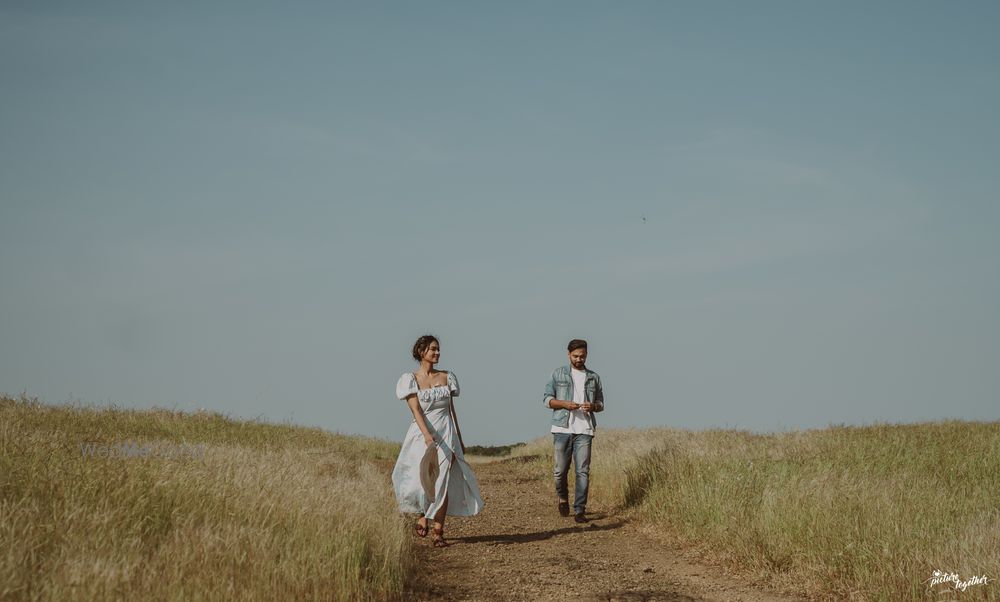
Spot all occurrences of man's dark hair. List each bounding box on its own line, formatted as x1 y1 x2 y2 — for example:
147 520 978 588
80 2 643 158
412 334 439 362
567 339 588 352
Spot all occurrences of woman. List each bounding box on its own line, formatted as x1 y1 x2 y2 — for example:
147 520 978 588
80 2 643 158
392 335 484 547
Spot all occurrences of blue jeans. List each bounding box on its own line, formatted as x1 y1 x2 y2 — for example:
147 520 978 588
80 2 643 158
553 433 593 514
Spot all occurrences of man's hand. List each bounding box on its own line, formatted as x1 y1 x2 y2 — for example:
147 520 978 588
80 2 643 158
580 403 593 412
550 399 581 411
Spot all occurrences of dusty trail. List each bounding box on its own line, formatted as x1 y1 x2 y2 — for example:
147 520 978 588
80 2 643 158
404 456 807 602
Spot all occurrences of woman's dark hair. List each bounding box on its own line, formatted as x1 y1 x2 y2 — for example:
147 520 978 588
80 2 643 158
567 338 588 352
412 335 440 362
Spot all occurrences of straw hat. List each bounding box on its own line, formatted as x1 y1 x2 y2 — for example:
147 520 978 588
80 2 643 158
419 443 440 502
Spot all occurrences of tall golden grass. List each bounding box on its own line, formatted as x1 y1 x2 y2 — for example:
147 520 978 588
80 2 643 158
515 422 999 601
0 394 412 601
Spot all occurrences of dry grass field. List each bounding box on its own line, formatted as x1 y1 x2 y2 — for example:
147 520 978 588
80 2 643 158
5 393 997 601
514 422 1000 600
0 394 411 601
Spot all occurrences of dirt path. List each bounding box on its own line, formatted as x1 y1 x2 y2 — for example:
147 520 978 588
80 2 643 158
404 456 808 602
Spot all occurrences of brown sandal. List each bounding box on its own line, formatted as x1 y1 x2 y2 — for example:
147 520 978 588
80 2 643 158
414 519 428 538
431 525 449 548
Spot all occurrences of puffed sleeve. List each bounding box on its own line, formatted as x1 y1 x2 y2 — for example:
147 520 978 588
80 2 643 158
396 373 417 400
447 371 460 397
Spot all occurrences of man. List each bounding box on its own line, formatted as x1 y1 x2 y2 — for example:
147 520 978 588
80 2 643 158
542 338 605 523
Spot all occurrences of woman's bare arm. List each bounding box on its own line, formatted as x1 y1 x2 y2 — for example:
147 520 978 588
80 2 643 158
450 399 466 454
405 394 436 447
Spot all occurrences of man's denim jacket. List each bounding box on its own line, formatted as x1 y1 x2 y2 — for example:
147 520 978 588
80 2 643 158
543 365 605 429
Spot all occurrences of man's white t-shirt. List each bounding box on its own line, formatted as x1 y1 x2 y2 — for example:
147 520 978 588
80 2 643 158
550 368 595 436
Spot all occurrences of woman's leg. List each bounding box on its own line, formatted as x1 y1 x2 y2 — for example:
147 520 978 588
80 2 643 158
432 496 449 546
432 496 449 526
431 453 453 546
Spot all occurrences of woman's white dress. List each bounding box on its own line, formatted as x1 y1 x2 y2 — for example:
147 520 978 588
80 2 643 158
392 372 484 518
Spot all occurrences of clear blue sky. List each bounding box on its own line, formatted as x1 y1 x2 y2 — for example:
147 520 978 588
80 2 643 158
2 1 998 444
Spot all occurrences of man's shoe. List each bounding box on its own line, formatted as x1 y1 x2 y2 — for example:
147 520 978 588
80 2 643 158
558 501 570 517
574 513 589 524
